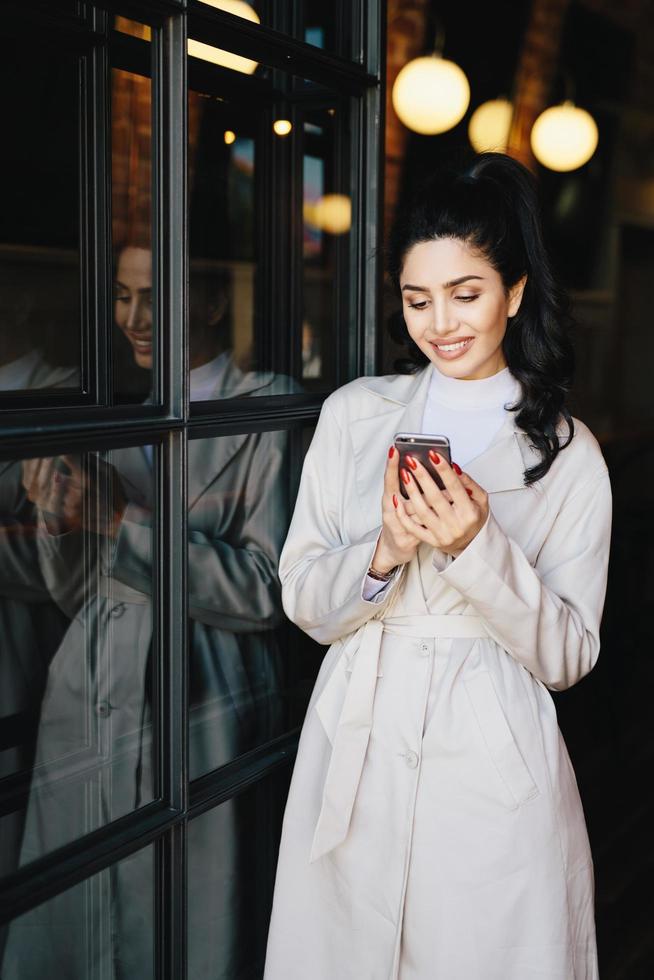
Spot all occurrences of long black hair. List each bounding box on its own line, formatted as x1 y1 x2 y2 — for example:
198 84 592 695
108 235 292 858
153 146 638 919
387 150 574 484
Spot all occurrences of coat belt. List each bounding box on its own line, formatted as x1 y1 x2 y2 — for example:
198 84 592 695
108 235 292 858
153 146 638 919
309 614 489 863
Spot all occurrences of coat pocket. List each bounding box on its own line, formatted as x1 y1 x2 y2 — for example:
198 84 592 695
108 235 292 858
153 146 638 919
463 671 540 809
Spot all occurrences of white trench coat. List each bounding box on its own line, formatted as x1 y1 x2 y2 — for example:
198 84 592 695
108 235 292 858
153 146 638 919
264 365 612 980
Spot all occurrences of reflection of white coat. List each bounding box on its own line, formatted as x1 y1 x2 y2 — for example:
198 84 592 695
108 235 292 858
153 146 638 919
265 365 612 980
4 358 292 980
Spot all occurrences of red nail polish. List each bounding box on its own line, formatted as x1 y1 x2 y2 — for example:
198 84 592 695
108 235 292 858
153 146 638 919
466 488 473 497
406 455 417 471
428 450 440 464
452 462 462 475
392 493 398 508
400 468 411 485
388 446 395 459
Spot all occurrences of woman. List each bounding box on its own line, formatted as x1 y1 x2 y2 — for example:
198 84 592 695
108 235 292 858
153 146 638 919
264 152 611 980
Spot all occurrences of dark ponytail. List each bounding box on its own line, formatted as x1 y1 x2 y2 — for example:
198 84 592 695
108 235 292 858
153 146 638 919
387 150 574 484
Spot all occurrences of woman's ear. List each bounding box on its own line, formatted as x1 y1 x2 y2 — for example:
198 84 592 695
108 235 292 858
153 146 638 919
208 293 228 326
508 274 528 317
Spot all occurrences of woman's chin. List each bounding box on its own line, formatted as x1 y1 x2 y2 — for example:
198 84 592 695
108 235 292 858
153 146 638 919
133 351 153 371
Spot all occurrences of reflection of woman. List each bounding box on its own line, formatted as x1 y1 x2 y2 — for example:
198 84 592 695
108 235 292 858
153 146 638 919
265 153 611 979
4 245 292 978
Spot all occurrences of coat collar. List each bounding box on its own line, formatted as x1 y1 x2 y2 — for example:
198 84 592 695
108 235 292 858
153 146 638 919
352 366 533 497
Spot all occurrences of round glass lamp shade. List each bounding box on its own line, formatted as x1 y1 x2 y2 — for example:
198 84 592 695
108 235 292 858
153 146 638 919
273 119 292 136
305 194 351 235
531 102 598 172
188 1 260 75
392 56 470 135
468 98 513 153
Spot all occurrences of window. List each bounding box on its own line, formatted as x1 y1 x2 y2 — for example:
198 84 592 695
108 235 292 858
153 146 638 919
0 2 382 976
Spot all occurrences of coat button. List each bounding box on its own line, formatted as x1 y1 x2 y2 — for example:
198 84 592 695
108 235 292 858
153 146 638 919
405 750 419 769
96 701 112 717
111 602 126 618
420 643 429 657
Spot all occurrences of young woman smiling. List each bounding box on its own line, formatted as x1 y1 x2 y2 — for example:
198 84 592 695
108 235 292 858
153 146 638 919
264 152 611 980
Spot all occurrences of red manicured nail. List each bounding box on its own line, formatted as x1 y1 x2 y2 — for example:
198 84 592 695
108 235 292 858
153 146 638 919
388 446 395 459
452 462 462 475
406 455 417 471
466 488 473 497
392 493 398 508
428 450 440 464
400 468 411 485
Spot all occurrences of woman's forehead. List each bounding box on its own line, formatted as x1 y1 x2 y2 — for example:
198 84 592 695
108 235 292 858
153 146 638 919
401 238 494 283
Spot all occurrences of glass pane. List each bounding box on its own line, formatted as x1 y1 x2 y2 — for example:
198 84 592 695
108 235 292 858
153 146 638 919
188 426 322 779
1 843 154 978
0 39 81 394
188 765 292 979
302 106 349 391
111 49 155 405
298 0 356 59
0 445 156 872
188 87 261 399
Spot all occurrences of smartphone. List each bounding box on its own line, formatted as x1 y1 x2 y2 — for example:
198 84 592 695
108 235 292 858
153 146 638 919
394 432 451 498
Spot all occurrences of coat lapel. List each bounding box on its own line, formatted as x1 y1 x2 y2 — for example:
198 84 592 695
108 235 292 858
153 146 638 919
349 367 433 506
349 365 531 502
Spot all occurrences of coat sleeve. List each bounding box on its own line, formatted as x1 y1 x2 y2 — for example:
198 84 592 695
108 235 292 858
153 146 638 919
438 465 612 690
278 398 403 645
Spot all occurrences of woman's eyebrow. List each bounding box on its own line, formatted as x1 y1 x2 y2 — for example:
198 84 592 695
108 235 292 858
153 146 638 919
113 280 151 294
401 275 485 291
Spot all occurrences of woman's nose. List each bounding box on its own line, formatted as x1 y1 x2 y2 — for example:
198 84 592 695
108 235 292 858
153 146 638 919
127 298 150 331
431 299 458 336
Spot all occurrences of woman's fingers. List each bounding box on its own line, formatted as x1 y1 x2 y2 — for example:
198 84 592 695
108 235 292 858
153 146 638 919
403 457 457 525
393 488 434 544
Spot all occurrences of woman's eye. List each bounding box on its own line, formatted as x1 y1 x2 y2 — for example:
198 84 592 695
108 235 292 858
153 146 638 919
408 301 428 310
455 295 478 302
114 295 130 304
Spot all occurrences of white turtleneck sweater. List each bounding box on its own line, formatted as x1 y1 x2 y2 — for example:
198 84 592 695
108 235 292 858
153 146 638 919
364 365 522 599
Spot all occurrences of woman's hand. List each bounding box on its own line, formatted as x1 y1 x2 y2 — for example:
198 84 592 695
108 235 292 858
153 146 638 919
22 454 127 538
396 452 489 557
369 447 423 574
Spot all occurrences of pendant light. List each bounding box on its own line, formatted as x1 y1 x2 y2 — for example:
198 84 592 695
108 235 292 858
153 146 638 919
468 97 513 153
391 22 469 136
531 100 598 172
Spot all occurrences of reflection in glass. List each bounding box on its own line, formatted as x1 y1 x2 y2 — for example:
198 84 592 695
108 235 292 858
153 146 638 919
188 766 291 978
0 42 80 393
3 844 154 978
188 86 261 395
111 63 154 404
302 107 347 389
300 0 353 58
189 0 261 76
188 427 293 780
0 446 155 879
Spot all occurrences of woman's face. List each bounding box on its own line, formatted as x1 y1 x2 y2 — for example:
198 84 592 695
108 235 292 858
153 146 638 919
400 237 526 381
114 246 153 370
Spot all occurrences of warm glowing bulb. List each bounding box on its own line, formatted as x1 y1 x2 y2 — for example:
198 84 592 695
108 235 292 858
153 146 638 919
188 1 260 75
531 101 598 172
392 55 470 135
273 119 292 136
224 130 236 145
468 98 513 153
307 194 351 235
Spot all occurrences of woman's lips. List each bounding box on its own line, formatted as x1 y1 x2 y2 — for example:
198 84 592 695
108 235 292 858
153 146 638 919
127 334 152 353
429 337 474 360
